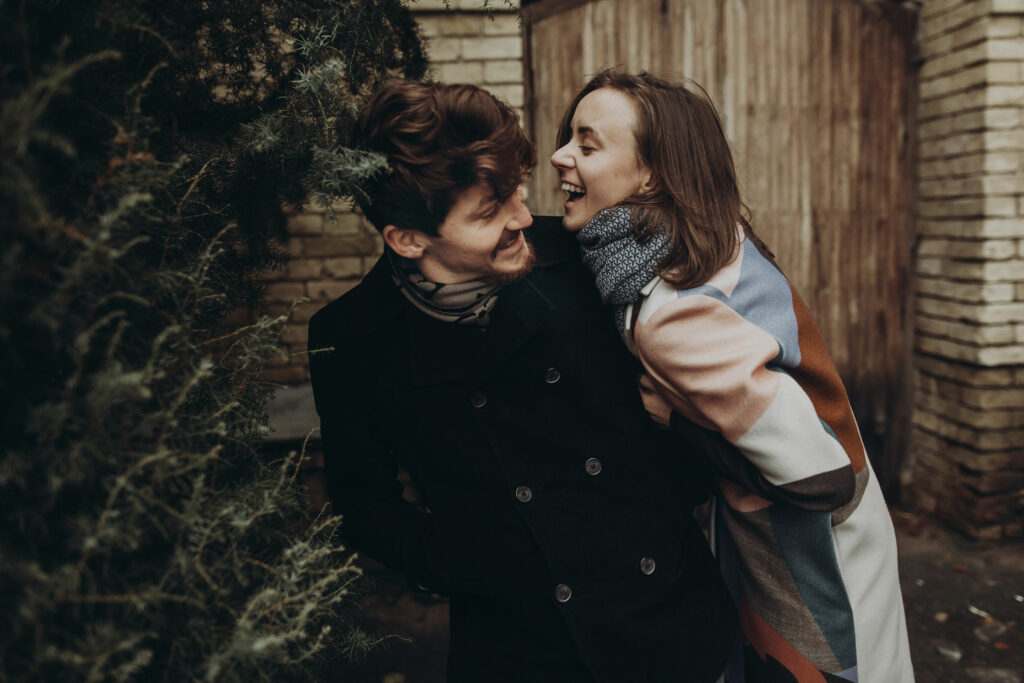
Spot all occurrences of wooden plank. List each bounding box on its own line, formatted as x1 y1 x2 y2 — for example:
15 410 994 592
524 0 916 494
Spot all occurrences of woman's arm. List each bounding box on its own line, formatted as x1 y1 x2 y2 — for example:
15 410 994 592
635 293 857 512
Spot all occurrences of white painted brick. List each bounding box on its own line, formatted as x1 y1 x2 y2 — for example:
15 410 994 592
987 152 1024 173
919 115 957 141
917 335 1024 366
425 36 462 61
920 0 965 22
918 196 1018 218
918 316 1017 344
951 16 1024 49
917 153 985 178
482 14 521 36
438 14 486 36
919 4 985 40
919 131 986 159
918 218 1024 239
918 88 986 120
919 238 1019 259
917 297 1024 323
987 37 1024 59
984 175 1024 195
919 31 956 61
1017 323 1024 342
919 43 987 81
1020 241 1024 258
916 278 1017 302
921 60 1017 97
992 0 1024 13
987 85 1024 107
984 107 1023 129
987 130 1024 152
483 58 523 84
416 15 442 38
436 60 485 83
462 36 521 60
486 83 524 107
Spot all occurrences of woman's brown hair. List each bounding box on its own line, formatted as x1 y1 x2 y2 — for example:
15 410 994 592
351 79 535 236
557 69 772 288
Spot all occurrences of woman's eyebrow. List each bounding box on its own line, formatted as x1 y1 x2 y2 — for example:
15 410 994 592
576 125 602 142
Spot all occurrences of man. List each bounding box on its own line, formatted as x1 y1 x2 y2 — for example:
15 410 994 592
308 79 736 682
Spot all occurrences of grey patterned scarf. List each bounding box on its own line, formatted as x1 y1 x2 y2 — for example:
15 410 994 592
387 250 500 326
576 206 669 339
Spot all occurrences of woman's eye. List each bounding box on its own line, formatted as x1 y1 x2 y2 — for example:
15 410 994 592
579 145 594 154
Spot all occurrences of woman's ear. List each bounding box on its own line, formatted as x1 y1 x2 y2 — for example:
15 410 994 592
382 225 428 259
637 166 657 197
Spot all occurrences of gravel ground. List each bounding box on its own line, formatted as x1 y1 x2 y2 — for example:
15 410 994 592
328 510 1024 683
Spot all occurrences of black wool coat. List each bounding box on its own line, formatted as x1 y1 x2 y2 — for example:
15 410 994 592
308 216 737 683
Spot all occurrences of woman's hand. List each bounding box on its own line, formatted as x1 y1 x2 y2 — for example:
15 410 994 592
637 373 672 428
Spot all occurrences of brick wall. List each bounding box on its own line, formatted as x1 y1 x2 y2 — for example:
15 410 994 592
262 1 524 385
909 0 1024 539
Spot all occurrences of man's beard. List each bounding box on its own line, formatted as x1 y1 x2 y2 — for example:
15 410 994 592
484 241 536 287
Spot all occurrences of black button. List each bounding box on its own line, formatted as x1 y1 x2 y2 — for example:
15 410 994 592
469 391 487 408
544 367 561 384
640 557 656 575
515 485 533 503
585 458 602 475
555 583 572 603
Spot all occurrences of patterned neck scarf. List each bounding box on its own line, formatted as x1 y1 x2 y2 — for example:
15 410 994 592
576 206 669 339
387 249 500 326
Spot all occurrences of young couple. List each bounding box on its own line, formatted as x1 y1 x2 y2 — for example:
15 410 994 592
308 70 914 682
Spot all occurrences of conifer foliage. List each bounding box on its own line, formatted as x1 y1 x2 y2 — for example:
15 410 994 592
0 1 426 680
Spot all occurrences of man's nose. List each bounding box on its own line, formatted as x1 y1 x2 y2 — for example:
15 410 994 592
508 189 533 230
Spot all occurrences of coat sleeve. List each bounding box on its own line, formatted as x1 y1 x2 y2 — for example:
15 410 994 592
635 294 856 512
307 312 450 593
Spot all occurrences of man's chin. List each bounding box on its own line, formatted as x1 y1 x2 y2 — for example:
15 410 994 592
485 242 536 287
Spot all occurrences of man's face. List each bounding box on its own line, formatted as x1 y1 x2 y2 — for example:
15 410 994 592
417 183 535 286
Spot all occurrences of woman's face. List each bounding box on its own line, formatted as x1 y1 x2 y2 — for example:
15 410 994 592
550 88 653 232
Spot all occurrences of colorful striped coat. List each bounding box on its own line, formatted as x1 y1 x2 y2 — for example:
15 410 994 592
624 232 914 682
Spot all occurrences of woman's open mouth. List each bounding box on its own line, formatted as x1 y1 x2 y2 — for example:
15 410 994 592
561 181 586 204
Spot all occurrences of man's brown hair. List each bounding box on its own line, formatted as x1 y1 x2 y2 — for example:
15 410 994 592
557 69 771 288
351 79 536 236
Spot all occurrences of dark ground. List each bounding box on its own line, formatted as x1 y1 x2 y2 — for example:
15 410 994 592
327 510 1023 683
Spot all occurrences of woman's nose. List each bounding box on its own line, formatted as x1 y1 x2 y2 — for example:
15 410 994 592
550 144 572 169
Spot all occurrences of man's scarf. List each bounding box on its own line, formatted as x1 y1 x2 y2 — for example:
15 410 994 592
387 249 500 326
576 206 669 339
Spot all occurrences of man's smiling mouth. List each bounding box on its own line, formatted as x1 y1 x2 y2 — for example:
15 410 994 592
561 181 586 203
495 230 521 253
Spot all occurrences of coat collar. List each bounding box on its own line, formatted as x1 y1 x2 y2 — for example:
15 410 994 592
407 273 553 386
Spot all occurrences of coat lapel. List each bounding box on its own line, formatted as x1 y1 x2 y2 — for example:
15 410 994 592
408 274 553 387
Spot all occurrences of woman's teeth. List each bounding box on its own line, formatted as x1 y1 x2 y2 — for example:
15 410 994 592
561 182 586 201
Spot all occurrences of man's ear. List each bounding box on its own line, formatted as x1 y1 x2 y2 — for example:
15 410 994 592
382 225 429 259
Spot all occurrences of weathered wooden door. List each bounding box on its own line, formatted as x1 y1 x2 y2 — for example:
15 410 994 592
523 0 916 496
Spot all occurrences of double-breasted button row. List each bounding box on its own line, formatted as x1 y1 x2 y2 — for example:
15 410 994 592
514 485 532 503
640 556 656 575
585 457 602 475
555 583 572 603
469 391 487 408
544 367 561 384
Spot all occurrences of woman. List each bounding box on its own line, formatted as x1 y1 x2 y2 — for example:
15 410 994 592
551 69 914 683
